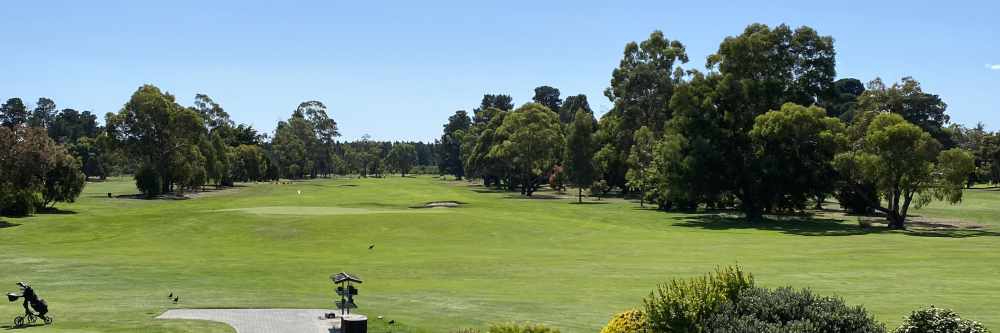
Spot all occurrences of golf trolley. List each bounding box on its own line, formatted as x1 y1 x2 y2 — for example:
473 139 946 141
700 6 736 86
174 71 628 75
7 293 52 327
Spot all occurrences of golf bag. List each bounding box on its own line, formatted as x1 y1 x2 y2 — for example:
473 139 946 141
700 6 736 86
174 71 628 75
29 299 48 316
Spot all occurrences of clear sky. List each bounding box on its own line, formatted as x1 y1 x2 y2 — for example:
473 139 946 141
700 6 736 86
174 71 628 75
3 0 998 141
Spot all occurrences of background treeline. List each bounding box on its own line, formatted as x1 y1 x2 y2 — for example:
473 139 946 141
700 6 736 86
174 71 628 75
439 23 1000 228
0 87 440 214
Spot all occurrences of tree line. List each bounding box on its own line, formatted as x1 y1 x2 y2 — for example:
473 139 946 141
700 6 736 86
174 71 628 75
439 23 1000 228
0 87 440 215
4 23 998 228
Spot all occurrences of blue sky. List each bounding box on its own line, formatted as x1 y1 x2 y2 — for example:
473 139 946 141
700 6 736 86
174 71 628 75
2 0 997 141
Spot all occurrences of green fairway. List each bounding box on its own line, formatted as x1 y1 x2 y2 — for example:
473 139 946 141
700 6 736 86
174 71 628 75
1 176 998 332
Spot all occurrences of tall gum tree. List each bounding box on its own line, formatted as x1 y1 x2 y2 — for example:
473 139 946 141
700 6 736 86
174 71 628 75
489 103 565 196
441 110 471 179
565 109 597 202
108 85 205 194
599 30 689 192
707 23 836 221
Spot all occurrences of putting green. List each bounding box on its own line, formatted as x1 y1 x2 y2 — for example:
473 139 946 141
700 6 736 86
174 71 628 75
213 206 449 216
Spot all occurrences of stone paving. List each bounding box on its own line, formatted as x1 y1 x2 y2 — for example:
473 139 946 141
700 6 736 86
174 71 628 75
158 308 343 333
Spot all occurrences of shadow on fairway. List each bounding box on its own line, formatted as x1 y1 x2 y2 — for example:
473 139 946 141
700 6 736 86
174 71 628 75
35 207 77 215
569 201 609 205
503 194 562 200
1 323 43 330
471 188 507 194
0 207 76 220
675 214 1000 238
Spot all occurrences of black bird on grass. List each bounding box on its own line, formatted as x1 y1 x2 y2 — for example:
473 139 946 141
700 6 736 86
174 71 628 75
388 320 395 325
173 296 179 303
168 292 173 298
368 244 375 250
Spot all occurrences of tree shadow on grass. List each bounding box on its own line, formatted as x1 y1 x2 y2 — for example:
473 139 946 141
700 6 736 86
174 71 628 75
502 194 563 200
569 201 609 205
35 207 76 215
0 221 20 229
674 214 1000 238
471 188 507 194
1 207 76 220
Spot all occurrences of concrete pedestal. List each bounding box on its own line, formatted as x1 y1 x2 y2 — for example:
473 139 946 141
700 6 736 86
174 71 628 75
341 314 367 333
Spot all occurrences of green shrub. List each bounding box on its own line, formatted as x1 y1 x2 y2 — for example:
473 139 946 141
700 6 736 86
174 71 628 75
643 265 754 332
894 306 990 333
705 286 885 333
42 151 86 206
134 165 162 198
488 322 560 333
600 309 647 333
0 189 41 216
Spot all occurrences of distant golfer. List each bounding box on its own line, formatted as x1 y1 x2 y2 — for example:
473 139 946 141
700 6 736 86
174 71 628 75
297 190 301 195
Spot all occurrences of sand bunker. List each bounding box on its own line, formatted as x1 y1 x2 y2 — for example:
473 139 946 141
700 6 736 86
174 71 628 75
413 201 466 208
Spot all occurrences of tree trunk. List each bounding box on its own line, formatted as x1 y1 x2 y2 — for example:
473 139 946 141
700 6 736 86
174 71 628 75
896 191 914 229
578 187 582 203
737 186 763 223
745 208 763 223
886 211 905 229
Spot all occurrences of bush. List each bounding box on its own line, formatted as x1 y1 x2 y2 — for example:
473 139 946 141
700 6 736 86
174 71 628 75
705 286 885 333
42 151 86 207
643 265 754 333
589 179 609 199
894 306 990 333
488 323 560 333
600 309 647 333
0 189 42 216
135 165 162 198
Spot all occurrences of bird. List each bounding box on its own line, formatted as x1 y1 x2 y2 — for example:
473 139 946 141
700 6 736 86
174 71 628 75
173 296 179 303
168 292 173 299
388 320 395 325
368 244 375 250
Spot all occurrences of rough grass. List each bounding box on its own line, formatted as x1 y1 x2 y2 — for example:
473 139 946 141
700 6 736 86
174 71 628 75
0 176 997 332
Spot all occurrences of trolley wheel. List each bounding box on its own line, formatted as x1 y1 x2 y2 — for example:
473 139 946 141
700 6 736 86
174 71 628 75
43 316 53 325
26 314 37 324
13 316 24 327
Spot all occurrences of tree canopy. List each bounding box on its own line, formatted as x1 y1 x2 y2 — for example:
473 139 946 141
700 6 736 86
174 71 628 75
489 103 565 196
835 113 973 228
565 109 597 202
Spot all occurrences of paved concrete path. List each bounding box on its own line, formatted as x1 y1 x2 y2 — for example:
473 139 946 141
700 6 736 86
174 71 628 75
157 309 340 333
